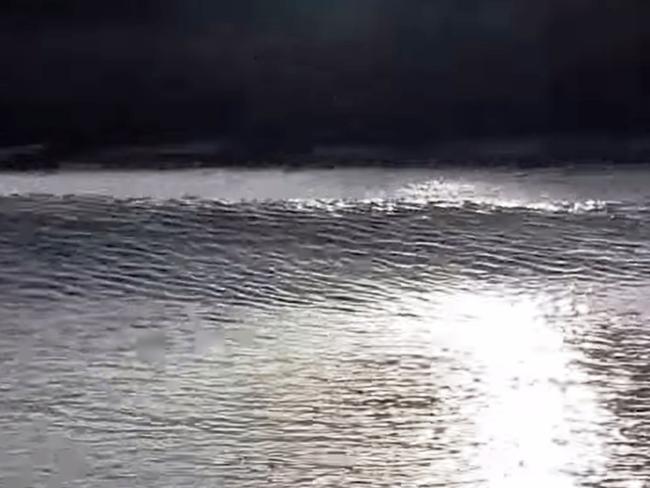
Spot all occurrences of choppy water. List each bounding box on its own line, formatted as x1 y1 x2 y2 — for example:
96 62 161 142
1 166 650 487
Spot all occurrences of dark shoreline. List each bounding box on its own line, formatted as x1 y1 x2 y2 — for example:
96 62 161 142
3 135 650 172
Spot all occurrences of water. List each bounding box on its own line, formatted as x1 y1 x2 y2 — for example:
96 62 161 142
0 166 649 487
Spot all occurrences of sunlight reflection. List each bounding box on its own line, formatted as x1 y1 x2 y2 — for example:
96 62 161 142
397 179 612 213
395 287 610 486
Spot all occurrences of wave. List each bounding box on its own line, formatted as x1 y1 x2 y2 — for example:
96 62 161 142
2 166 649 215
1 192 649 308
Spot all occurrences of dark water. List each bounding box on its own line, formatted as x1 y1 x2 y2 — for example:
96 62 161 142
1 167 649 487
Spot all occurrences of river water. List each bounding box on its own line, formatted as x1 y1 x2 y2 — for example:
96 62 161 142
0 166 649 487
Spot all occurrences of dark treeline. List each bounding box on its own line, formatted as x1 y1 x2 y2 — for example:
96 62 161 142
2 1 650 163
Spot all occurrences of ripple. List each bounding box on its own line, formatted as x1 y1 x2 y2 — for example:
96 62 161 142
1 172 649 486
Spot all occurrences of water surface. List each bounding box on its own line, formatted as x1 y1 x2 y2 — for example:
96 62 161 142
1 166 649 487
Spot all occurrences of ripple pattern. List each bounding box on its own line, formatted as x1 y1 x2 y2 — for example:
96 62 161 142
0 189 649 487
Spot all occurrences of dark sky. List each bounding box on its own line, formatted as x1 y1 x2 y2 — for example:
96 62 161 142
2 1 650 151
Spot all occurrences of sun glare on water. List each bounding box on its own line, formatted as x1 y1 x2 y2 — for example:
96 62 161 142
391 286 611 486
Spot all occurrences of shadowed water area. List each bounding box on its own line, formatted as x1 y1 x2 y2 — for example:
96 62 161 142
0 167 649 487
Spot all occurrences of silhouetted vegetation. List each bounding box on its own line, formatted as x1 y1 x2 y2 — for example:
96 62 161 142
2 1 650 166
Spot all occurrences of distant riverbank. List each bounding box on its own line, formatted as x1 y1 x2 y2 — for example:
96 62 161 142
3 134 650 171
